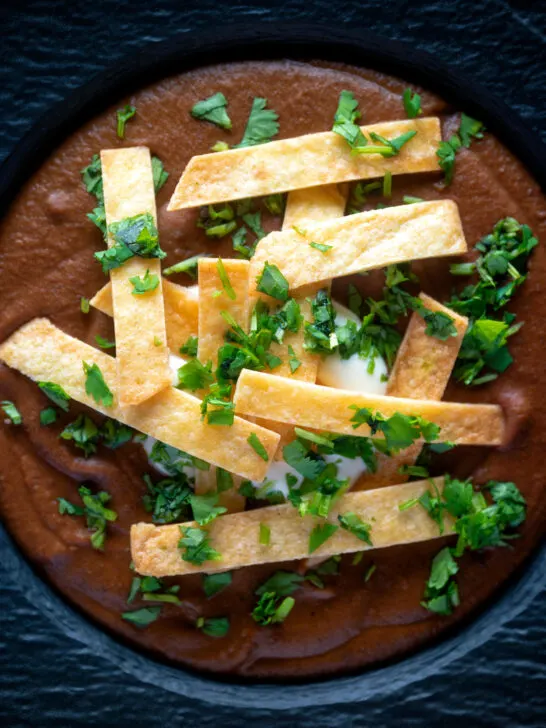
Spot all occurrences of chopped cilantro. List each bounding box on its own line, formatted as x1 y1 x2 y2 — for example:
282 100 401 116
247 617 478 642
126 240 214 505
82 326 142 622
256 262 289 301
309 522 339 554
151 156 169 192
256 571 304 597
242 210 266 241
349 408 439 454
332 90 366 149
122 607 161 627
96 213 166 273
1 401 22 425
142 473 192 524
179 335 198 357
40 407 58 426
264 193 286 216
189 492 227 526
196 616 230 637
38 381 70 411
191 92 232 130
338 512 373 545
83 361 114 407
383 170 392 197
459 113 485 147
58 485 117 550
200 383 235 425
216 258 236 300
283 440 325 480
235 97 279 148
211 141 230 152
252 593 295 626
402 88 422 118
437 112 485 184
81 154 103 204
197 203 237 238
60 414 100 457
202 571 232 598
288 344 301 374
421 547 460 615
163 254 205 279
364 563 377 582
309 242 333 253
247 432 269 461
178 526 221 565
94 335 116 349
129 268 159 295
259 522 271 545
304 288 337 354
354 130 417 157
216 467 234 493
403 195 424 204
177 359 214 392
80 297 90 314
294 427 334 450
100 419 133 449
116 104 136 138
412 302 457 341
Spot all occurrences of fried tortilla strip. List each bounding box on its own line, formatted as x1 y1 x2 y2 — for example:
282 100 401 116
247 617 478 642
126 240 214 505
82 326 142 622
252 184 348 457
168 117 441 209
101 147 170 406
90 281 198 353
233 369 504 445
0 318 279 480
250 200 467 291
354 295 469 491
198 259 250 367
195 468 246 513
131 477 453 576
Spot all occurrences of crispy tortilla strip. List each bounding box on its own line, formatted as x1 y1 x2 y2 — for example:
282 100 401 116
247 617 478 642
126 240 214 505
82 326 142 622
91 281 198 353
131 477 453 576
101 147 170 406
354 295 469 491
168 117 441 209
198 259 250 367
233 369 504 445
252 185 349 456
250 200 467 291
0 319 279 480
195 468 246 513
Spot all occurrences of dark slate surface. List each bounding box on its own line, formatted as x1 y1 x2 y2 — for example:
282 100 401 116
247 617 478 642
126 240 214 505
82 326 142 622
1 1 545 725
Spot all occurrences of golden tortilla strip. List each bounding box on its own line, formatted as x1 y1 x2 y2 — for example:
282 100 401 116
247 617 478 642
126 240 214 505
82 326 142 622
194 468 246 513
250 200 467 291
198 259 250 367
131 477 454 576
168 117 441 209
90 280 198 353
233 369 505 445
282 183 348 229
354 295 469 491
101 147 170 406
0 318 279 480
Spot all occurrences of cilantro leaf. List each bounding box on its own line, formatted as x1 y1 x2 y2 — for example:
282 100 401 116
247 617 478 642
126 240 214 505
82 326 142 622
216 258 236 300
179 335 198 357
247 432 269 461
283 440 325 480
122 607 161 627
189 492 227 526
309 522 339 554
235 97 279 148
256 262 289 301
338 512 373 545
96 213 165 273
255 571 304 597
309 242 333 253
332 90 366 149
81 154 103 204
252 592 295 626
38 381 70 411
2 401 22 425
191 92 232 130
60 414 100 457
100 419 133 449
176 359 214 392
83 361 114 407
142 473 192 525
178 526 221 565
403 88 422 118
58 485 117 550
304 288 338 354
80 297 90 314
163 254 206 278
288 344 301 374
259 523 271 545
196 616 230 637
202 571 232 598
116 104 136 138
130 268 159 295
200 383 235 426
458 113 485 147
264 193 286 216
151 156 169 192
40 407 58 426
95 335 116 349
421 547 460 615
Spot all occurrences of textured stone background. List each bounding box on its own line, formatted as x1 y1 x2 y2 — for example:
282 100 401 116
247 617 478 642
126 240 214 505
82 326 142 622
1 1 545 726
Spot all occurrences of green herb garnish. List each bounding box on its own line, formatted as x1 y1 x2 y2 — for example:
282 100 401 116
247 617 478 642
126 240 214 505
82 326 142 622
38 381 70 411
58 485 117 550
402 89 422 118
338 512 373 545
179 335 198 357
122 607 161 627
196 616 230 637
309 522 339 554
191 92 232 130
83 361 114 407
256 262 289 301
332 90 366 149
247 432 269 461
163 254 205 279
1 401 22 425
216 258 236 300
116 104 136 138
235 97 279 148
202 571 232 598
178 526 221 565
130 268 160 295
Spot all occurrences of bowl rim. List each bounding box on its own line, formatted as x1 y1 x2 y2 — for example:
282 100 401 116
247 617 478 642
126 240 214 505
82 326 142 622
1 22 545 709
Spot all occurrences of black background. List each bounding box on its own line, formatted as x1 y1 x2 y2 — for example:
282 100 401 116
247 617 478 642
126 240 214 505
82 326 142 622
1 1 545 726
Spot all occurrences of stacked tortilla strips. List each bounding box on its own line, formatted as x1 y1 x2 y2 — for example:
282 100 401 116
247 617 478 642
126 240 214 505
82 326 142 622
0 116 507 579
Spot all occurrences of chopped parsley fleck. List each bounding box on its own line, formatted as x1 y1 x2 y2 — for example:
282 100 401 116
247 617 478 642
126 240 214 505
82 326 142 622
163 254 205 279
95 335 116 349
58 485 117 550
83 361 114 407
1 401 22 425
191 92 232 130
235 97 279 148
202 571 232 598
179 335 198 357
247 432 269 461
309 241 333 253
130 268 159 295
116 104 136 138
178 526 221 565
309 522 339 554
256 262 289 301
38 382 70 411
402 88 422 118
338 512 373 545
196 616 230 637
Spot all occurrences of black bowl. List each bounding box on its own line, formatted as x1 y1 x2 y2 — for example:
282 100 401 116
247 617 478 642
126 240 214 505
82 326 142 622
1 24 545 709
